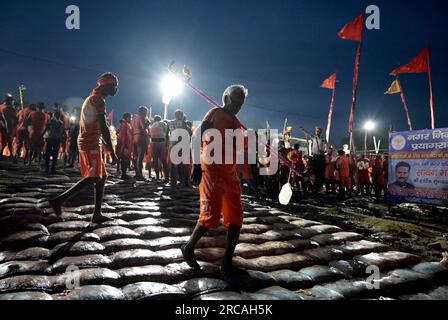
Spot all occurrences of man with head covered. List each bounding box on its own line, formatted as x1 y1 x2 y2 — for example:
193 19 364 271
48 73 119 224
182 84 249 278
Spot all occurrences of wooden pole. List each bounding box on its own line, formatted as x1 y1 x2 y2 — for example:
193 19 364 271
427 50 435 129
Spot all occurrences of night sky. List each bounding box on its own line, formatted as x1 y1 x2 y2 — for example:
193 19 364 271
0 0 447 146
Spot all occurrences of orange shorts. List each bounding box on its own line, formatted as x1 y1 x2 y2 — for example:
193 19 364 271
79 150 107 179
198 170 244 229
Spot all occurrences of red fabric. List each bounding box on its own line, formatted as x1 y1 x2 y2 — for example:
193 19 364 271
339 14 365 133
322 74 337 143
78 94 106 152
200 107 243 175
79 150 107 178
144 143 153 166
17 107 31 130
325 154 336 181
28 110 47 140
390 48 429 75
198 170 244 229
116 121 133 161
338 13 365 42
358 169 370 185
0 104 17 138
349 42 362 133
335 155 350 179
321 73 337 89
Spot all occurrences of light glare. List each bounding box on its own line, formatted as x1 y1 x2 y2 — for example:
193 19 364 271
364 121 375 131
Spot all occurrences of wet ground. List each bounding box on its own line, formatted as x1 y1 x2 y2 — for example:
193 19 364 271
0 160 447 300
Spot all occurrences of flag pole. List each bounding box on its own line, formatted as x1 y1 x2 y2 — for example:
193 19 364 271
349 40 363 135
326 86 336 144
396 77 413 131
427 49 435 129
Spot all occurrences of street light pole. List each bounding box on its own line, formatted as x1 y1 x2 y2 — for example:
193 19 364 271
163 103 169 120
363 121 375 155
18 84 26 110
161 75 183 121
364 130 368 155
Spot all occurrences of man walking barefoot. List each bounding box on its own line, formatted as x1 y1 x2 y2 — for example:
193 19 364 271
49 73 119 224
181 85 248 278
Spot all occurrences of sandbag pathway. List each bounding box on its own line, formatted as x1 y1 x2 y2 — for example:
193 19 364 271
0 162 447 300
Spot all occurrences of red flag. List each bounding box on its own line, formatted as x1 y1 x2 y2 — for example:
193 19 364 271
107 109 114 122
321 73 337 90
390 48 429 75
339 14 365 134
390 48 435 129
338 13 365 42
321 73 337 143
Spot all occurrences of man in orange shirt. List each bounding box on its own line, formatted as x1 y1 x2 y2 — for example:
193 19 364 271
26 103 48 165
117 112 133 180
0 94 17 160
132 106 150 181
335 149 351 199
49 73 118 224
14 103 33 163
182 84 248 277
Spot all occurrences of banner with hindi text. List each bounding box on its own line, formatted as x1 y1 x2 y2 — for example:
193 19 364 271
389 128 448 206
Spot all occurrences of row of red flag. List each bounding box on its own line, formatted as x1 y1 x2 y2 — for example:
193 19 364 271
321 13 436 145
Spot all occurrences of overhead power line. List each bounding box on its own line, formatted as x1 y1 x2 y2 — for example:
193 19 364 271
0 48 323 120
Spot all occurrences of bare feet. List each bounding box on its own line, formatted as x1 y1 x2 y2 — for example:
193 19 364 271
91 213 113 224
181 244 201 270
49 199 63 216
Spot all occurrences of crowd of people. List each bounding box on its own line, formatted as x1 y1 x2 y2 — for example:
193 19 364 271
0 92 390 202
0 72 394 276
0 92 194 186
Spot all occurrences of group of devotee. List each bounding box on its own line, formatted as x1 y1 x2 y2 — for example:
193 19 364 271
1 85 390 203
0 92 194 187
1 73 393 277
0 96 79 173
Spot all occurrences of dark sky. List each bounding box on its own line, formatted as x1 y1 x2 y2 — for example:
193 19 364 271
0 0 447 145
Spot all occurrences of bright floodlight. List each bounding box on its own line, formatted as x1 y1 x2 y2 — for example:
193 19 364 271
162 75 183 105
70 116 76 122
364 121 375 131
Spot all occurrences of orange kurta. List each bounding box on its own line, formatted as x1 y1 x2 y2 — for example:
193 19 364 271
198 107 244 229
335 155 351 188
28 110 48 148
116 121 133 161
77 93 107 178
